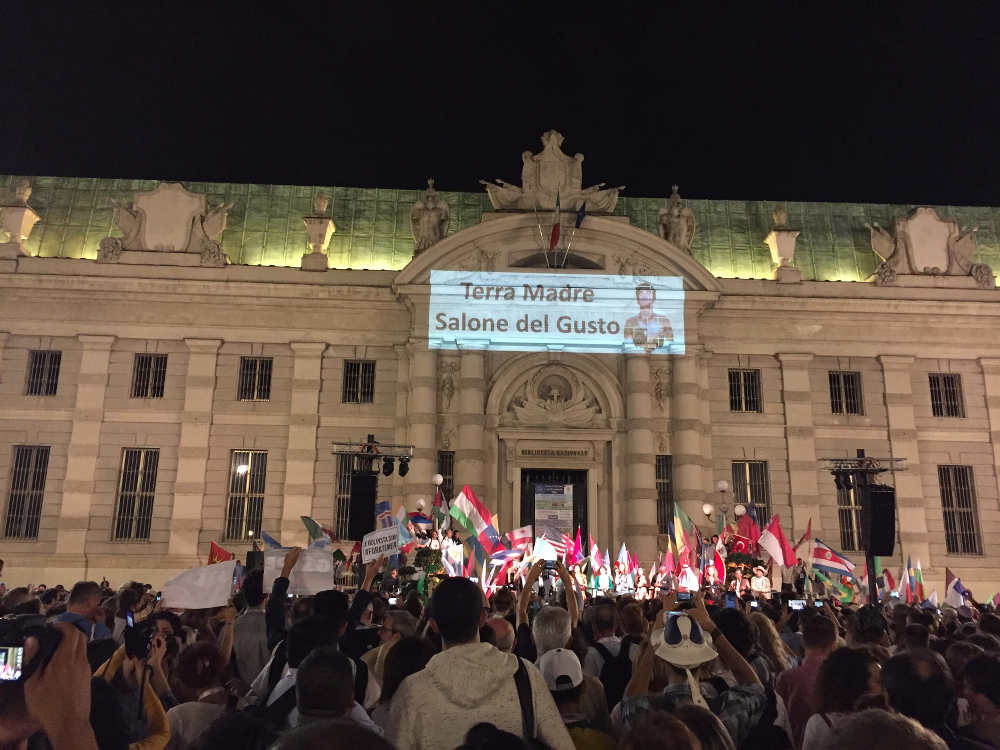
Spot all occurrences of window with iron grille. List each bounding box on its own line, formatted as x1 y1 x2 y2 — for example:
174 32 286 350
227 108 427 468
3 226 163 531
334 454 354 540
655 455 674 534
437 450 455 507
929 373 964 417
829 371 864 415
939 465 983 555
112 449 159 541
731 460 771 520
237 357 272 401
728 369 762 412
837 486 863 551
25 351 61 396
224 450 267 541
3 446 49 539
342 360 376 403
131 354 167 398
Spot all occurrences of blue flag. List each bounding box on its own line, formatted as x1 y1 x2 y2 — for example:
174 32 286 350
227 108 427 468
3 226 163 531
260 531 283 549
575 201 587 229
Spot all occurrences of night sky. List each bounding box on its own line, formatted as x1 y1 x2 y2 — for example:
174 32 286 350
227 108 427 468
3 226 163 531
4 4 1000 205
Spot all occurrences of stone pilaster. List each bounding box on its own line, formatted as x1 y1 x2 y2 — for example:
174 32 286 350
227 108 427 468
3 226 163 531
625 355 658 563
168 339 221 560
979 358 1000 479
280 343 326 545
778 353 820 539
879 355 928 564
405 344 437 511
672 346 705 521
456 349 487 497
56 335 115 557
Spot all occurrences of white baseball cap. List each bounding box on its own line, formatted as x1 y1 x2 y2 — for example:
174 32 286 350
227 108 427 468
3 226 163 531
537 648 583 692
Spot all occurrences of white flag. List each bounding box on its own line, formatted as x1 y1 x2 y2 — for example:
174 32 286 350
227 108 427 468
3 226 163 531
160 560 237 610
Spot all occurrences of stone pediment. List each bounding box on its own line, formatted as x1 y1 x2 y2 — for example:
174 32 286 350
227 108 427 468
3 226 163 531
870 206 994 288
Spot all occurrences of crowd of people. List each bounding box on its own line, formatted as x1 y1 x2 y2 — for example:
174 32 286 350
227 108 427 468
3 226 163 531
2 549 1000 750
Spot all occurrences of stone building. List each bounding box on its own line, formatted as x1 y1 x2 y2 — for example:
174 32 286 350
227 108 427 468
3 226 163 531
1 133 999 594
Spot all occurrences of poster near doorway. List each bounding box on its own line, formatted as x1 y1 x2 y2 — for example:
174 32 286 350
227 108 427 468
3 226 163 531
520 469 587 545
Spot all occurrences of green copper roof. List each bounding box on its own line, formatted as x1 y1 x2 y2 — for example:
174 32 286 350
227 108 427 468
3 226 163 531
6 174 1000 282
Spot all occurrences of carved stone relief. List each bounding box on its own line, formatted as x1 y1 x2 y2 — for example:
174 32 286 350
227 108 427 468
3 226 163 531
869 206 994 288
439 360 459 411
480 130 624 212
439 425 457 450
613 252 666 277
652 367 669 411
504 366 606 428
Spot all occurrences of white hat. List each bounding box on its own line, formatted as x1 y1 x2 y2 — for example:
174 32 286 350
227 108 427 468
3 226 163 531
538 648 583 692
651 613 717 668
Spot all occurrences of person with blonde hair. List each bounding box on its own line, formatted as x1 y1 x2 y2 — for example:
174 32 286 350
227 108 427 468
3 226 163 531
749 612 793 674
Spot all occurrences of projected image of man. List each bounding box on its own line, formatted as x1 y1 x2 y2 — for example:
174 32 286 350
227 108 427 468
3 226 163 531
623 282 673 350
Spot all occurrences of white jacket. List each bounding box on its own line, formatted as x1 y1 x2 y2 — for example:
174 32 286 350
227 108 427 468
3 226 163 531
387 641 574 750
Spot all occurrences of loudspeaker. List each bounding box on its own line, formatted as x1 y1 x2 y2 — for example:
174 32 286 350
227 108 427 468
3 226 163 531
862 484 896 556
347 472 378 541
245 550 264 571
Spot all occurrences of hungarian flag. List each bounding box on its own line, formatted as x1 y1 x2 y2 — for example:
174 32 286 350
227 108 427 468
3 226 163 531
549 193 561 250
811 538 856 579
915 559 926 602
208 541 233 564
450 485 501 554
758 515 798 566
506 525 533 552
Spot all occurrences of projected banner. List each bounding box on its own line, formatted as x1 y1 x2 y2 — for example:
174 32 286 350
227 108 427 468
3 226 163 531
428 270 685 354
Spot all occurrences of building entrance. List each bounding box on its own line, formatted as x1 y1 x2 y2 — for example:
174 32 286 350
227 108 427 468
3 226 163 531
520 468 588 546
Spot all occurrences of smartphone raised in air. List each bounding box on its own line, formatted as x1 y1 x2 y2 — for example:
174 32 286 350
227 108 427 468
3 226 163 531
676 591 692 601
788 600 806 611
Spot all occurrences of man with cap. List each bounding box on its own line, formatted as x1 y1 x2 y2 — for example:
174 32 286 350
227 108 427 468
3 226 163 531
615 592 766 746
539 648 616 750
750 565 772 599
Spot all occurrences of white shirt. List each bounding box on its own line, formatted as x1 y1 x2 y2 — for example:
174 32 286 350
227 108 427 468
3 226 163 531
583 636 622 677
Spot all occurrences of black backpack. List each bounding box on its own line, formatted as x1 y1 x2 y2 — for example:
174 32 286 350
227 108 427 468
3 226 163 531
593 635 641 708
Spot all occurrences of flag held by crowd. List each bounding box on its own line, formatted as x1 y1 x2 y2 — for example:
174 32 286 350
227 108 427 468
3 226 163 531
758 515 797 567
450 485 501 554
812 538 856 579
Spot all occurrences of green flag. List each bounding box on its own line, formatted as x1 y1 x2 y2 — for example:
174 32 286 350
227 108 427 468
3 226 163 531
300 515 324 542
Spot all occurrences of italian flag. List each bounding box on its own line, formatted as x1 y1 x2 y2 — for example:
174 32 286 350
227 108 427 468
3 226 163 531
449 485 500 554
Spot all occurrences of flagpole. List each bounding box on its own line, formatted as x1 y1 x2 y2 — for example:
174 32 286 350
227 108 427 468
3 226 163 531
533 206 550 268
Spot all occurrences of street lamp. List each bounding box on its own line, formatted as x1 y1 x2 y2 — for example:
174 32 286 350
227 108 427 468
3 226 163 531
716 480 730 528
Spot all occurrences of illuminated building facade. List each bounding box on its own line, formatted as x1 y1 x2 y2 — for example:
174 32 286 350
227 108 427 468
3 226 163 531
2 134 1000 593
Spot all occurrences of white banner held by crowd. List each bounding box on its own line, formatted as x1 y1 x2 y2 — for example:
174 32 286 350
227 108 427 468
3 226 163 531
362 526 401 563
262 548 335 595
160 560 237 610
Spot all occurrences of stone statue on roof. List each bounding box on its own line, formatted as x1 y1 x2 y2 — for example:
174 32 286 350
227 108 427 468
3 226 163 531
410 178 450 255
481 130 624 213
657 185 696 252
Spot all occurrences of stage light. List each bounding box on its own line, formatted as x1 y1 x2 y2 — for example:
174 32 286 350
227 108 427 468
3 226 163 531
382 457 395 476
398 457 409 476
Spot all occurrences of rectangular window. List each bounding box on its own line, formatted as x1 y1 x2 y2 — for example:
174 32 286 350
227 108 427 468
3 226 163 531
437 450 455 506
3 446 49 539
655 455 674 534
939 465 983 555
224 450 267 541
728 368 762 412
25 350 61 396
238 357 272 401
731 460 772 520
829 371 864 415
131 354 168 399
929 373 965 417
837 486 863 551
112 449 159 540
334 454 354 541
342 360 376 403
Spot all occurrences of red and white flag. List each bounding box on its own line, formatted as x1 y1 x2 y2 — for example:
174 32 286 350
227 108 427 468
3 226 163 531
758 515 798 567
506 525 533 551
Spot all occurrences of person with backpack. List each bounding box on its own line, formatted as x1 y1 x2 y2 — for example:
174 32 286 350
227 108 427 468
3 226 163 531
614 592 773 749
583 601 642 709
